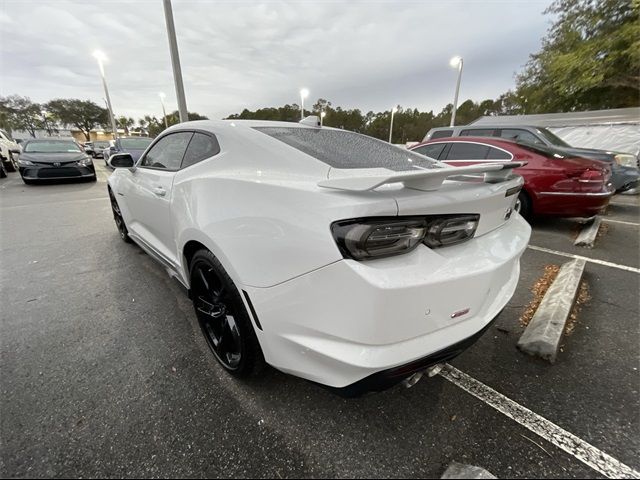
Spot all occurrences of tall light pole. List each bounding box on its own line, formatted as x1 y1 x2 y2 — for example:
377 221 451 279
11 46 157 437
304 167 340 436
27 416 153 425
320 110 326 127
449 56 464 127
93 50 118 140
389 106 398 143
159 92 169 129
300 88 309 120
163 0 188 123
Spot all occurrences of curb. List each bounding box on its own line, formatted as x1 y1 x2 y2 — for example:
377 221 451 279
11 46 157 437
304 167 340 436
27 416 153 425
517 258 586 363
574 216 602 248
441 462 496 479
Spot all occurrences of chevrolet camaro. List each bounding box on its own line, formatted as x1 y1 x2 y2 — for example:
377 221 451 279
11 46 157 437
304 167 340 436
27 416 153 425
106 119 531 396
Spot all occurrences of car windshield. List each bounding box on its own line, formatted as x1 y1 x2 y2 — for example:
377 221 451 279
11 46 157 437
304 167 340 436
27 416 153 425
254 127 439 171
24 141 81 153
535 128 571 148
120 138 153 149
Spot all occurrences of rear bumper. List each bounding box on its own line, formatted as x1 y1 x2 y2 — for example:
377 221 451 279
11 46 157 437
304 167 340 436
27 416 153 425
327 310 502 397
534 189 614 217
245 214 530 389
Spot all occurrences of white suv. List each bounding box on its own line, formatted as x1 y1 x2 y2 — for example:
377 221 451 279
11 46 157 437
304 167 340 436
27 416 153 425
0 128 20 175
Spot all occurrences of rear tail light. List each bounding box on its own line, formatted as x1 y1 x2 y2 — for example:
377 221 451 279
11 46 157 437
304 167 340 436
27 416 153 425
331 214 480 260
576 170 605 184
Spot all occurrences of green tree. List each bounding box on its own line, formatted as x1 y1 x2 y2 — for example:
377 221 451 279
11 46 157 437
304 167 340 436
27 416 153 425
116 116 135 135
144 111 209 137
515 0 639 112
0 95 44 137
45 99 108 141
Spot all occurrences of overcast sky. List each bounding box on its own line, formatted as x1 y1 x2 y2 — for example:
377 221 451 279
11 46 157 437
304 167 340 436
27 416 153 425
0 0 553 121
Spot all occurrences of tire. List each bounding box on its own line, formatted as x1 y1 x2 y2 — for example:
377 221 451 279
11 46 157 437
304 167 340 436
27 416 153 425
189 249 264 377
515 190 532 220
0 162 7 178
6 152 17 172
108 189 131 242
90 174 97 182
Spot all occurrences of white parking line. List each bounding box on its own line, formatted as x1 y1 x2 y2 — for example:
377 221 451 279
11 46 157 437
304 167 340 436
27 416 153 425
602 218 640 227
528 245 640 274
440 365 640 479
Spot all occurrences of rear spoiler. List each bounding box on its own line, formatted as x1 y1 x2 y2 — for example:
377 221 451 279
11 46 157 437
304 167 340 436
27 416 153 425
318 162 526 192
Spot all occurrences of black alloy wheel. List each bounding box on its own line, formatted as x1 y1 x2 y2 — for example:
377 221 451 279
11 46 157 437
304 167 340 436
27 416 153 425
190 250 263 377
109 189 131 242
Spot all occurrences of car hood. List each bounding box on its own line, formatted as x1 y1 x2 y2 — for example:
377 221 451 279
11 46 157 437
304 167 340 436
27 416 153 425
19 152 89 164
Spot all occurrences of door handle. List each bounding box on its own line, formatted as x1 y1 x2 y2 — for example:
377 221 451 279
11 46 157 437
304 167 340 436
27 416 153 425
152 187 166 197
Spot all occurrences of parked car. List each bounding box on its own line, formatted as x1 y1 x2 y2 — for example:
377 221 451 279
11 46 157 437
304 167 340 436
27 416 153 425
425 125 639 193
83 141 94 155
103 136 153 166
107 120 531 396
0 156 7 178
0 128 20 173
411 136 613 218
17 139 96 184
88 140 110 158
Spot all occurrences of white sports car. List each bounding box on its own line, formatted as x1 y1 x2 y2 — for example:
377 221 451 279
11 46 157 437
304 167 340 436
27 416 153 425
107 118 531 396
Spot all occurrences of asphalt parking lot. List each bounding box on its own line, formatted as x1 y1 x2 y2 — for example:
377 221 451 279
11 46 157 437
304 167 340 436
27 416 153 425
1 163 638 478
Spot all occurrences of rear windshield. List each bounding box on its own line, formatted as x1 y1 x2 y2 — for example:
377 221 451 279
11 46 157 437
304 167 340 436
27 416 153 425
24 141 81 153
254 127 439 171
120 137 153 149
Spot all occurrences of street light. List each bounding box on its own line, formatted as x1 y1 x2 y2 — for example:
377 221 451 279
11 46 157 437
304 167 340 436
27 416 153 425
389 106 398 143
449 55 464 127
320 110 326 127
159 92 169 129
92 50 118 140
300 88 309 120
163 0 188 123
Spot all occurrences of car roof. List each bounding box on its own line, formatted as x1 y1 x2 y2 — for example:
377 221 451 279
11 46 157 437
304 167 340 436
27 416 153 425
162 119 326 134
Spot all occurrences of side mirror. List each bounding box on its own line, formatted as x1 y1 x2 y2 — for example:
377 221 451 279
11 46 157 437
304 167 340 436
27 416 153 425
108 153 135 168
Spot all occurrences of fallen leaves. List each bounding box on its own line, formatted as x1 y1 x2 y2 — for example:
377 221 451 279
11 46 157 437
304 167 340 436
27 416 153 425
519 265 561 328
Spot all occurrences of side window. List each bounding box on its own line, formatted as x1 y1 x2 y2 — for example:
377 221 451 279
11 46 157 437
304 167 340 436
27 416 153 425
140 132 193 170
181 132 221 169
413 143 446 160
486 147 512 160
430 130 454 140
499 129 542 145
460 128 495 137
445 142 490 160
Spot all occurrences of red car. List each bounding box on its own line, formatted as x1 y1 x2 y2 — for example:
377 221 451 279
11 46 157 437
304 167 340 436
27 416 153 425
410 137 614 218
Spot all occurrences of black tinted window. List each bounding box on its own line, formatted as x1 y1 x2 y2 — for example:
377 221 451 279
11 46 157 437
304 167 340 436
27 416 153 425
255 127 439 171
487 147 512 160
446 142 490 160
182 133 220 169
499 129 542 145
430 130 454 140
460 128 496 137
413 143 446 160
140 132 193 170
